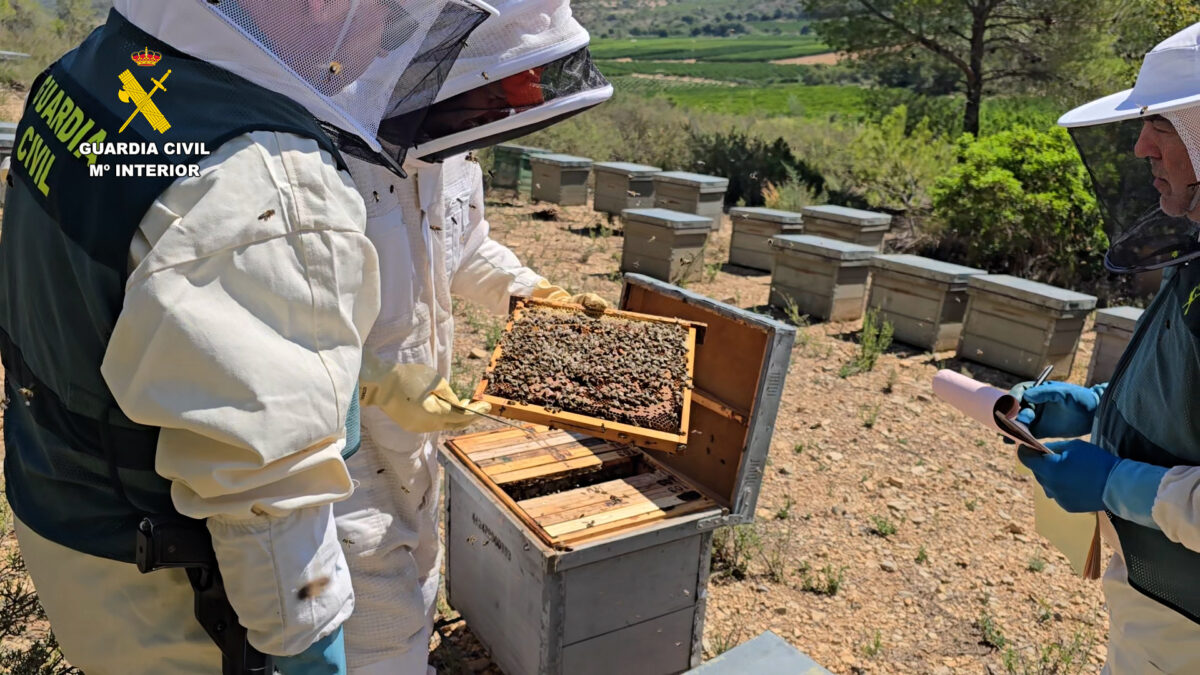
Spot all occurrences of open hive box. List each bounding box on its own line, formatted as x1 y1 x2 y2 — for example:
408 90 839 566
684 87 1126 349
441 275 796 675
445 426 718 549
472 298 703 454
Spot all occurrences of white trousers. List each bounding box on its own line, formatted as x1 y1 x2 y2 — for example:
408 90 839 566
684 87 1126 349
336 420 442 675
14 516 220 674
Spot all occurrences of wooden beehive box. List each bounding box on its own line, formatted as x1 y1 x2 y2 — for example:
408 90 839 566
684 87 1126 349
867 254 988 351
593 161 661 216
531 153 593 206
620 208 711 284
958 275 1098 379
473 299 702 454
728 207 804 272
801 205 892 251
441 274 795 675
768 234 876 322
1087 306 1143 386
653 171 729 231
491 143 550 194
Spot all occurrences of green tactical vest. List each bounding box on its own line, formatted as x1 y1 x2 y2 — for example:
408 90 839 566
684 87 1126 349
1094 262 1200 623
0 9 359 563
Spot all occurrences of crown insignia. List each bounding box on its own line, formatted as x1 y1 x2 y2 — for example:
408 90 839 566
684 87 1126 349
131 48 162 67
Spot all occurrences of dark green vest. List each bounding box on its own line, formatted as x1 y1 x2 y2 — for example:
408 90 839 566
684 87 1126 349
0 9 358 563
1094 262 1200 622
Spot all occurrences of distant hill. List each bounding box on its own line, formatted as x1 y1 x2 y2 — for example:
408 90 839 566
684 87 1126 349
572 0 811 39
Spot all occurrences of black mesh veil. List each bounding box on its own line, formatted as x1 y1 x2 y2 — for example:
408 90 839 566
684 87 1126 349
380 47 611 163
374 0 491 167
1070 119 1200 273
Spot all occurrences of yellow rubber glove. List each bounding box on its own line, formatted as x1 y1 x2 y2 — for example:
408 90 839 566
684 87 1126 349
530 279 610 313
359 350 491 433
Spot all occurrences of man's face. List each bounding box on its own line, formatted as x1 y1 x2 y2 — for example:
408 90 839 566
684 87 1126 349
239 0 393 95
1134 115 1199 217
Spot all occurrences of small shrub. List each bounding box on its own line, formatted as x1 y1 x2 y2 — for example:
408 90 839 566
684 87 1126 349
483 320 505 352
712 525 762 581
760 530 790 583
792 443 806 455
1001 631 1095 675
869 515 897 537
688 129 825 208
883 367 899 394
861 630 883 658
915 546 929 564
861 403 880 429
965 499 978 512
1027 556 1047 573
839 309 894 377
929 125 1108 289
775 495 794 521
977 611 1008 650
799 562 845 596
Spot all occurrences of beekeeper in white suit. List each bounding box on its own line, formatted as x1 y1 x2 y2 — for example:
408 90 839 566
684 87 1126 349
0 1 492 673
339 2 613 672
1016 21 1200 674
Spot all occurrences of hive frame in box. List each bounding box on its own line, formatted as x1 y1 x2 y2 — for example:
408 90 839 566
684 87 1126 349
472 298 702 454
443 426 722 550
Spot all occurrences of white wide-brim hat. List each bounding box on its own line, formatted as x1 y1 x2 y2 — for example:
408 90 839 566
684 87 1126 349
1060 21 1200 128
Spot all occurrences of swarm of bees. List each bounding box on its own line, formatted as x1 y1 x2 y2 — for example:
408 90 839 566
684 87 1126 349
485 307 689 432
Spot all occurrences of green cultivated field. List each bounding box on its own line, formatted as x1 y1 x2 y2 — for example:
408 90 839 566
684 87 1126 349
606 77 868 118
597 60 813 85
590 35 830 62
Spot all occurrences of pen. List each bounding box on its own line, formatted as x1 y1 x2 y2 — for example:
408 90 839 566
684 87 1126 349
1032 364 1054 389
1019 364 1054 411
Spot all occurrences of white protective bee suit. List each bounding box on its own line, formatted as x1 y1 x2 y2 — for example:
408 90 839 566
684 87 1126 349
9 1 491 673
333 2 612 671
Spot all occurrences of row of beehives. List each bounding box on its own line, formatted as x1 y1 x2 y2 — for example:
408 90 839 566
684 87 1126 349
491 143 731 228
490 143 1140 385
765 232 1138 385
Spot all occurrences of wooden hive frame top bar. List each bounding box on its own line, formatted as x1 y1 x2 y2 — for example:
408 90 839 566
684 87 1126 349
443 426 719 549
472 298 704 454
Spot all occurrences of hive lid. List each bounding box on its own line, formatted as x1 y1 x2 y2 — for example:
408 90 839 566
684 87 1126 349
871 254 987 284
620 274 796 522
529 153 593 168
967 274 1098 312
495 142 549 154
593 161 661 177
728 207 803 225
769 234 876 261
1095 306 1144 332
802 204 892 227
653 171 730 191
622 207 713 230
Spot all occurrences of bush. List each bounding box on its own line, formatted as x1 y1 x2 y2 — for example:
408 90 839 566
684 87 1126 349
930 126 1108 287
687 129 824 207
517 93 696 170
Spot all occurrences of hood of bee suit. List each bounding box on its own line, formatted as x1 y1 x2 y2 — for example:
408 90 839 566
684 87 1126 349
377 0 613 163
113 0 494 170
1059 20 1200 273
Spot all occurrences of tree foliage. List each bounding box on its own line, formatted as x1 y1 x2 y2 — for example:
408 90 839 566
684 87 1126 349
929 126 1107 286
687 130 824 208
803 0 1119 134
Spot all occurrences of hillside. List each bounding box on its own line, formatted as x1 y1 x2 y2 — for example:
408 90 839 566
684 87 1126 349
573 0 811 39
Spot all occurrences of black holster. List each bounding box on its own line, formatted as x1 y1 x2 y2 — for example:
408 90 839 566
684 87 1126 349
135 515 273 675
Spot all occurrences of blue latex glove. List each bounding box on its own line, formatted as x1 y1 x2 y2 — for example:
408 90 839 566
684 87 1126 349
1017 440 1120 513
1009 381 1106 439
273 627 346 675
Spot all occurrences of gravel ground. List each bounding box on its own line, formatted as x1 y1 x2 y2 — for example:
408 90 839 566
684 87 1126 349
431 190 1108 675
